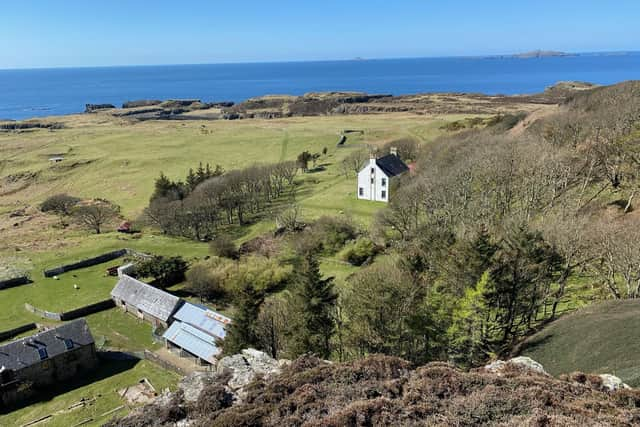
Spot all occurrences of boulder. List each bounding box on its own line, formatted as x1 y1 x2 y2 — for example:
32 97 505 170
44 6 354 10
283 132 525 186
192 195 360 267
599 374 631 391
216 348 286 401
484 356 548 376
179 371 215 403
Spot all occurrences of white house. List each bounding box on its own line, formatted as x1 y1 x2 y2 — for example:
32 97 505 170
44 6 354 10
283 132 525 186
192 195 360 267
357 148 409 202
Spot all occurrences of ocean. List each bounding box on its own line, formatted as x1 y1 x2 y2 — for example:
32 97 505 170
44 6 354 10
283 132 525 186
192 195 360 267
1 54 639 121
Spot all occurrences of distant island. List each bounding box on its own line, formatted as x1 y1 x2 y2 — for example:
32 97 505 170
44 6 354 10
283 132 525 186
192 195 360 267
487 50 577 59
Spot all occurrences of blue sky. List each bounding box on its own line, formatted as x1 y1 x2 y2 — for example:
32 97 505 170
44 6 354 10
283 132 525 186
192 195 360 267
1 0 639 69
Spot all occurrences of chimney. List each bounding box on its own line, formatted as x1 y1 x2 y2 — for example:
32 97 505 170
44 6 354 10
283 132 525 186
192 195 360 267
369 149 377 166
390 147 398 157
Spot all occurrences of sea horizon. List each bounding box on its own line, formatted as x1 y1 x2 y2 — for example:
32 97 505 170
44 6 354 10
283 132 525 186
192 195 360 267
1 49 638 72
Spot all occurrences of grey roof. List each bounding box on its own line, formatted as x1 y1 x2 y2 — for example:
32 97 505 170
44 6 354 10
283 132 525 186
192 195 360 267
376 154 409 177
173 303 230 340
111 275 182 322
163 319 221 363
0 319 94 371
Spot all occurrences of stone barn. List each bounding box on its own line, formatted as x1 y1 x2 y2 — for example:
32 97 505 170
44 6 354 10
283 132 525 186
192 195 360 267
0 319 98 408
111 275 182 328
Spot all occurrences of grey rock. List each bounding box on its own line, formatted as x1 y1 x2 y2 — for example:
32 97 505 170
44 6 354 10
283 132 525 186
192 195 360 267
216 348 285 401
599 374 631 391
484 356 548 376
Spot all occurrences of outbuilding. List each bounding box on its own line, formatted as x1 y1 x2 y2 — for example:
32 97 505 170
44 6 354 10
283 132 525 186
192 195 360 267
162 302 231 366
111 275 182 328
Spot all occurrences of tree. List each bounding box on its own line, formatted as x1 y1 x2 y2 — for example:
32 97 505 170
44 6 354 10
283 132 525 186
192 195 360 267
276 205 302 232
186 262 224 301
342 261 437 363
256 296 288 359
285 253 337 358
40 193 81 216
137 255 188 287
447 271 498 366
383 138 418 161
297 151 313 172
72 199 120 234
223 282 265 355
484 228 564 348
209 235 238 259
340 149 369 178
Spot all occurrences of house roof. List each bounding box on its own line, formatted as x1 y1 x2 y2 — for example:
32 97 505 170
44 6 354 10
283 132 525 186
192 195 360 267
376 154 409 177
172 302 230 340
111 275 182 323
0 319 94 371
162 319 221 363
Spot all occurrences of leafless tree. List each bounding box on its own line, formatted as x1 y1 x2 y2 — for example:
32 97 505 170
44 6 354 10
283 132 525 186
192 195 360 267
72 199 120 234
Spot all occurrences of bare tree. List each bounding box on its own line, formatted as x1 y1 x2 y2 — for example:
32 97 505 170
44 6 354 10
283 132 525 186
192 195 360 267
340 149 369 178
72 199 120 234
256 296 289 359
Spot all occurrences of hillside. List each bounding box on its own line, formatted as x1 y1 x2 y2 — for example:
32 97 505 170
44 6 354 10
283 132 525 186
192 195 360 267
108 354 640 427
519 300 640 387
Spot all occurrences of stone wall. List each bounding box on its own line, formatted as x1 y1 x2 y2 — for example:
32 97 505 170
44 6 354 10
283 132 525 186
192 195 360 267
43 249 127 277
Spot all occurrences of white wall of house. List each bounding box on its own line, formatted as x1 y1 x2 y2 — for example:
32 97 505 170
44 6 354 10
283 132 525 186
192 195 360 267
357 158 391 202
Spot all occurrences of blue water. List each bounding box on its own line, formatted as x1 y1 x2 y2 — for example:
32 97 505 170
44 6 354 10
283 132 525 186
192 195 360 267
1 54 640 120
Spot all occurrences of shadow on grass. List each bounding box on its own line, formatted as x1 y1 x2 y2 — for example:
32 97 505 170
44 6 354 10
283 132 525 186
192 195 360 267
0 358 140 415
516 333 555 355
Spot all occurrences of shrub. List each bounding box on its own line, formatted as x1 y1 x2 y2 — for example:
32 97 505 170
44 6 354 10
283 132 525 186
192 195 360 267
194 382 233 415
40 193 81 216
313 216 359 254
136 255 188 287
295 216 359 255
339 237 378 266
186 262 225 301
209 235 238 259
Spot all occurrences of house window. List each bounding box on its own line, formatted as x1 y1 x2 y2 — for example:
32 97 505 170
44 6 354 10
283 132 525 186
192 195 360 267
370 168 375 174
358 187 364 196
381 178 387 187
64 339 74 350
381 191 387 199
370 177 374 184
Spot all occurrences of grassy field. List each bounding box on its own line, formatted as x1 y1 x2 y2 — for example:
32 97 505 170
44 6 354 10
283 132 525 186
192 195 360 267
0 112 457 217
0 359 180 427
519 299 640 387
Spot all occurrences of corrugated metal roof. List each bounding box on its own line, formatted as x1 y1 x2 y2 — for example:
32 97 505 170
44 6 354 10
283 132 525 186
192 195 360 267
173 302 230 340
162 320 220 363
111 275 181 322
0 319 94 371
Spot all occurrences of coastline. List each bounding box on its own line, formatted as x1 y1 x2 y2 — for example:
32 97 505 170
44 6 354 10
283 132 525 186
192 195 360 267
0 81 596 124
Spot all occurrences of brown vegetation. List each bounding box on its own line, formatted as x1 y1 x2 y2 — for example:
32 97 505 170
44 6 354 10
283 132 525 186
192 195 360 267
108 355 640 426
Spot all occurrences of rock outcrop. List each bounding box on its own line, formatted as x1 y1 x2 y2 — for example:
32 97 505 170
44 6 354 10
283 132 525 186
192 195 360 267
599 373 631 391
178 349 286 404
483 356 549 376
84 103 115 113
216 348 288 401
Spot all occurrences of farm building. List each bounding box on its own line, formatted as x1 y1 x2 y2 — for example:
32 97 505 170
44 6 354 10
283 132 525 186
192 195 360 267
111 275 182 328
357 147 409 202
0 319 98 408
162 302 231 366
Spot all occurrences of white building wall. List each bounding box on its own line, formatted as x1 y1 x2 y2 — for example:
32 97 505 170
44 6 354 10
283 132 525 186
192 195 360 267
357 159 390 202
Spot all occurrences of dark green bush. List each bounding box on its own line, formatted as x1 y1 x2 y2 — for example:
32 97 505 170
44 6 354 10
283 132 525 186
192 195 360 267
339 237 378 266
